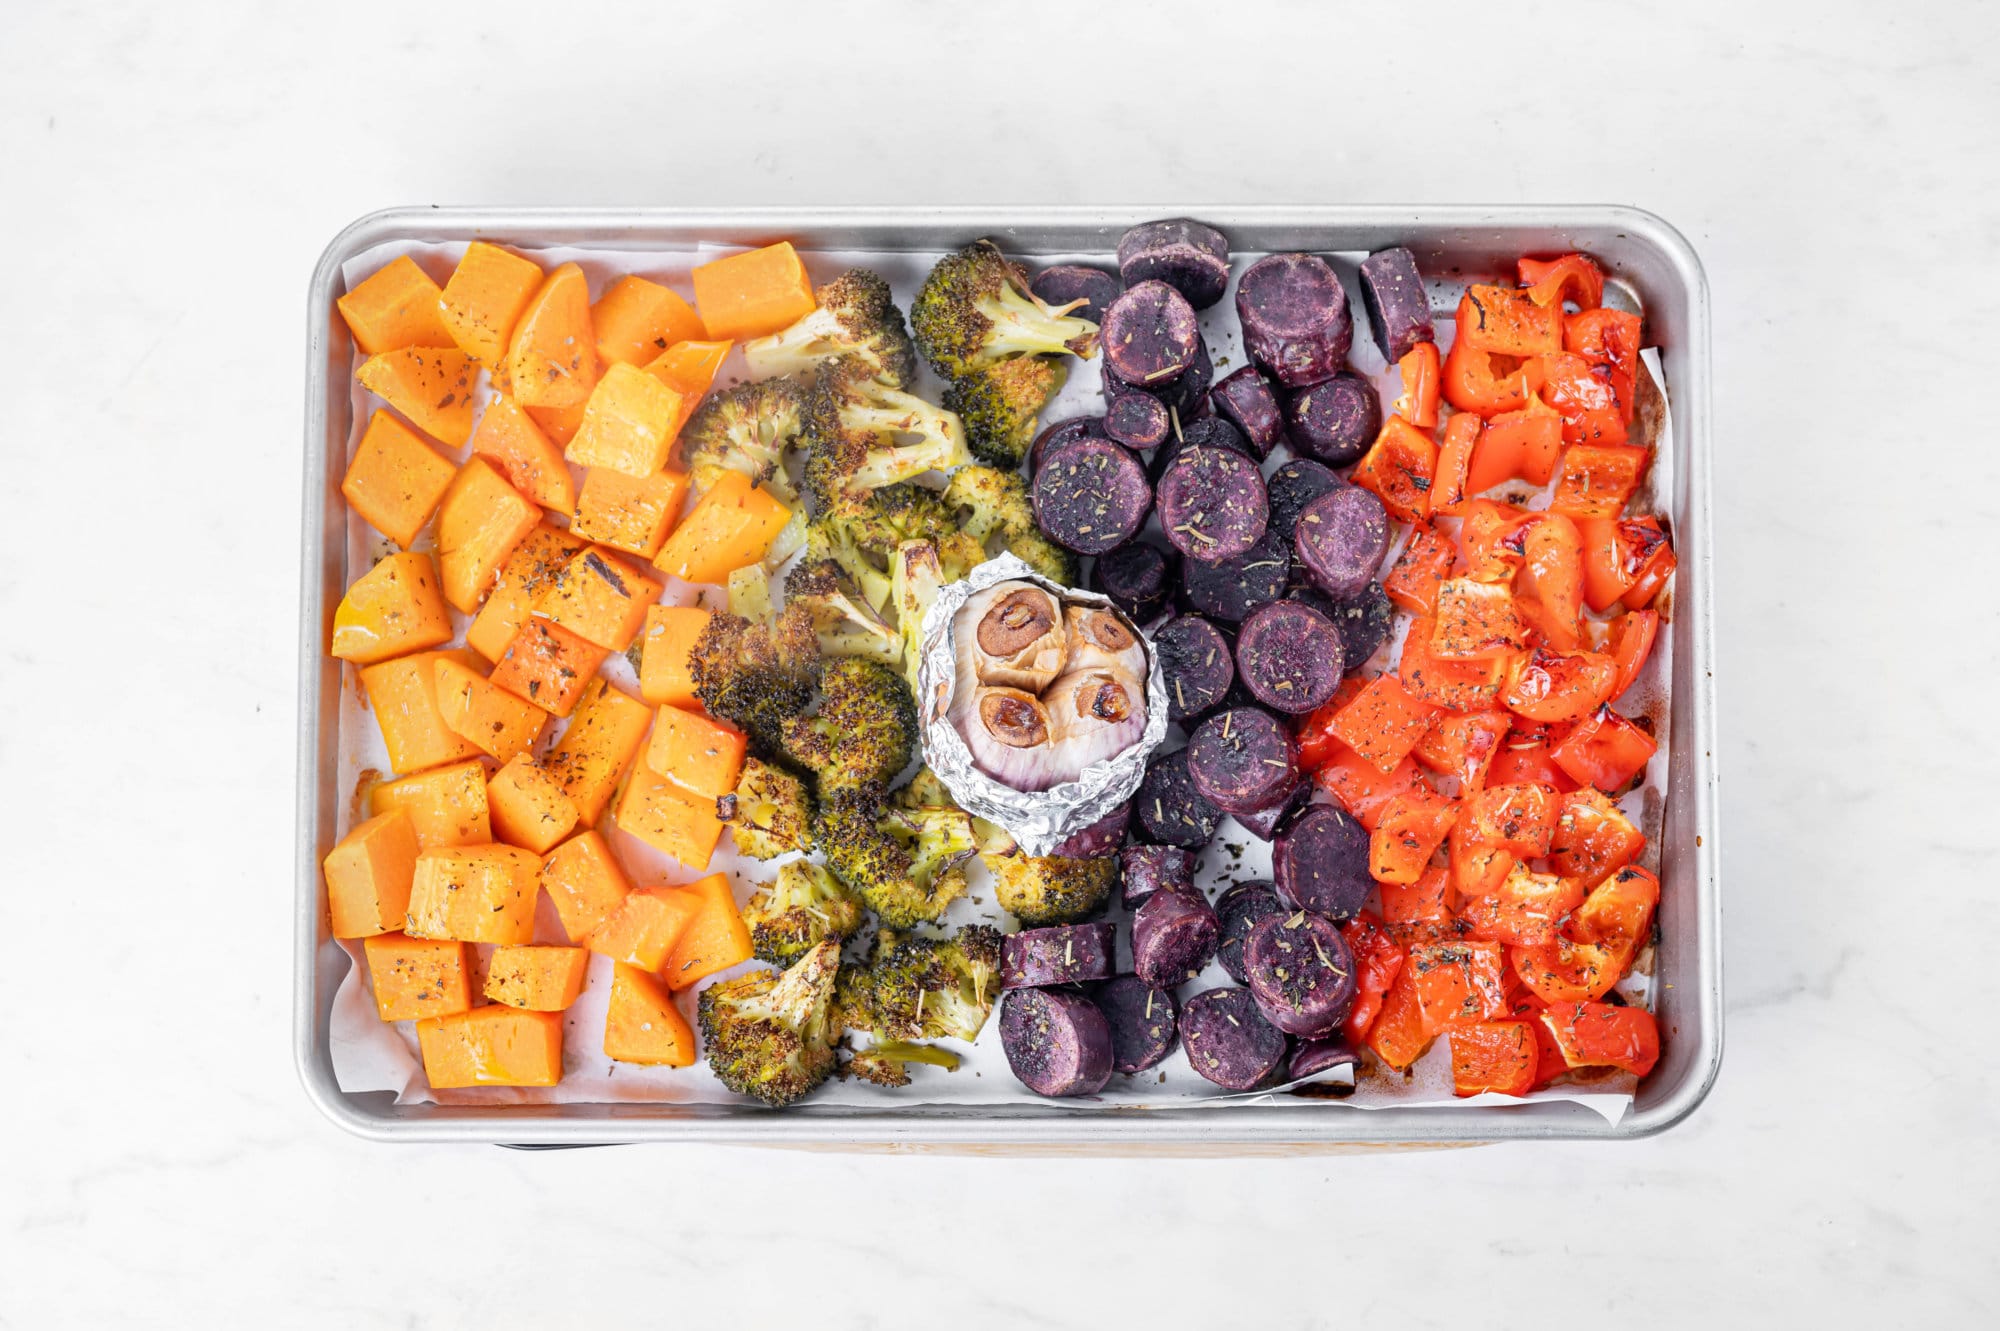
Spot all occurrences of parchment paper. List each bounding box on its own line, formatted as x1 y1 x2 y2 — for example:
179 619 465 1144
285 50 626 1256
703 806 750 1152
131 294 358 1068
325 237 1671 1123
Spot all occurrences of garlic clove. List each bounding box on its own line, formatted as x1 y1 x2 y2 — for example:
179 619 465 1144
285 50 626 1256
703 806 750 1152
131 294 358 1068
1042 666 1149 783
959 686 1061 790
1062 604 1147 677
962 582 1068 693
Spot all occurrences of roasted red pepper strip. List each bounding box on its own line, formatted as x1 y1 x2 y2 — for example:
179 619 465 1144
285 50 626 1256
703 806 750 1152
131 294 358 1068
1459 284 1563 357
1351 414 1438 524
1538 351 1629 446
1393 341 1441 428
1428 411 1481 516
1508 512 1586 649
1340 913 1406 1044
1457 782 1561 857
1467 404 1564 493
1449 1021 1539 1096
1311 747 1423 832
1379 863 1452 925
1460 865 1584 949
1501 647 1618 724
1550 442 1650 519
1518 254 1605 311
1369 784 1460 885
1383 523 1457 617
1443 338 1539 416
1413 708 1512 792
1549 787 1646 888
1539 1002 1661 1077
1603 609 1660 702
1564 308 1643 424
1579 516 1672 612
1551 705 1659 792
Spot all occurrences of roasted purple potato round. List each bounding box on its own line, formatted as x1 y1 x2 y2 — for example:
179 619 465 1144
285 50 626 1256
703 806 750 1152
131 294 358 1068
1234 780 1308 843
1051 802 1133 858
1215 880 1287 984
1295 486 1391 600
1235 252 1352 388
1095 975 1180 1074
1131 885 1222 988
1358 246 1435 363
1116 217 1232 310
1316 580 1396 668
1100 280 1200 389
1180 987 1289 1091
1288 1036 1361 1082
1028 414 1107 474
1134 746 1224 849
1154 614 1235 723
1265 458 1345 550
1181 529 1290 625
1272 802 1372 921
1033 437 1151 554
1090 539 1177 624
1119 843 1198 910
1156 445 1268 564
1032 263 1123 321
1104 391 1172 450
1284 373 1380 466
1234 599 1344 714
1002 921 1120 990
1187 706 1298 816
1210 365 1284 454
1245 909 1357 1036
1000 987 1115 1098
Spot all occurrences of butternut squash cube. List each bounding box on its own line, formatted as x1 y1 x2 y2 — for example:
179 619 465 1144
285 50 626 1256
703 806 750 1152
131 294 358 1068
337 255 455 357
593 275 705 368
540 829 631 942
435 457 540 613
357 345 478 447
604 963 696 1066
487 617 608 719
483 945 589 1011
527 397 587 447
585 886 700 971
615 762 726 870
643 340 733 437
469 393 576 516
370 759 492 848
363 932 472 1022
565 361 684 477
532 548 663 653
432 658 549 763
645 706 746 802
691 242 815 341
638 606 711 707
341 411 456 549
322 808 419 938
486 755 580 855
439 241 544 369
405 845 540 944
331 551 453 665
506 262 597 410
544 678 651 824
466 523 589 663
417 1006 564 1088
651 470 794 585
358 648 484 775
659 872 753 991
570 466 689 560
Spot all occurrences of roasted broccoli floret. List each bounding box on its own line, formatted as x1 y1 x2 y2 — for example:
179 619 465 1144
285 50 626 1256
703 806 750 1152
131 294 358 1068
893 766 1015 856
785 558 900 662
817 787 977 928
988 852 1118 925
942 464 1080 584
802 364 973 508
804 513 896 612
890 540 945 698
806 488 986 614
698 939 842 1107
942 357 1068 470
678 377 807 501
744 861 864 964
741 269 918 387
689 603 820 753
780 658 917 794
842 925 1004 1044
719 756 813 860
841 1039 961 1087
911 241 1099 378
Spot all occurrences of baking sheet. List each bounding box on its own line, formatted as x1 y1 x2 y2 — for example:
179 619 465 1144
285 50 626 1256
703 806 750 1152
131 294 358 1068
325 237 1670 1124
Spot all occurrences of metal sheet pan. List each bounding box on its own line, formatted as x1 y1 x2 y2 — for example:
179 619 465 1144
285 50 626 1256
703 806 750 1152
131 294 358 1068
296 206 1719 1145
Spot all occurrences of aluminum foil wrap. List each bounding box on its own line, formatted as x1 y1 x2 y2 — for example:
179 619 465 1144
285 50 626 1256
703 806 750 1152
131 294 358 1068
916 553 1169 857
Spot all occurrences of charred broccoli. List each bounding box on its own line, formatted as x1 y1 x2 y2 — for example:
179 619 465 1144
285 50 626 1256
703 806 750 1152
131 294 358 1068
719 756 813 860
784 558 900 662
741 269 918 388
840 925 1004 1044
841 1039 961 1087
802 362 973 507
988 852 1118 925
890 540 945 698
678 377 807 501
942 356 1068 471
780 658 917 794
743 861 864 964
698 938 842 1107
911 241 1099 378
806 488 985 614
942 464 1080 584
816 787 977 928
689 603 820 753
893 766 1015 856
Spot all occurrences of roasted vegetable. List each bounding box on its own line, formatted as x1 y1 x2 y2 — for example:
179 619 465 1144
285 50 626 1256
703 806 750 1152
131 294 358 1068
744 861 865 964
678 377 808 501
688 603 821 752
840 925 1004 1043
988 852 1118 925
784 557 901 662
806 487 986 612
802 362 972 507
780 657 918 794
944 464 1080 584
912 241 1099 378
741 268 918 387
719 756 814 860
698 939 842 1107
891 539 946 697
817 787 977 928
942 356 1067 470
842 1040 961 1086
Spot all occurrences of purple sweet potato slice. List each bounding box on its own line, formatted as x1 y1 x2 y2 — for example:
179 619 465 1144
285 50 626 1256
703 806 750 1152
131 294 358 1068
1116 218 1231 310
1288 1036 1361 1082
1032 437 1151 554
1234 600 1344 714
1265 459 1344 549
1272 802 1372 921
1186 706 1298 816
1294 486 1390 600
1119 844 1198 910
1099 280 1200 389
1028 414 1106 474
1179 987 1289 1090
1153 614 1234 723
1233 779 1308 843
1032 263 1122 321
1210 365 1284 454
1149 331 1213 419
1051 802 1133 859
1002 921 1120 990
1000 987 1114 1097
1157 445 1268 564
1134 746 1223 849
1235 252 1352 388
1284 373 1380 466
1215 881 1286 984
1318 579 1396 668
1358 246 1435 363
1181 528 1290 625
1245 909 1357 1036
1148 411 1246 481
1104 391 1171 450
1095 975 1180 1074
1090 540 1177 624
1131 885 1222 987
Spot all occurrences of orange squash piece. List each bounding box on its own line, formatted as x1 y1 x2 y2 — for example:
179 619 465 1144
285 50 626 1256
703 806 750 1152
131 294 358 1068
469 393 576 515
570 466 689 560
369 759 492 848
433 658 549 763
322 808 420 938
506 262 598 410
434 457 540 613
645 706 745 802
405 845 541 945
540 829 632 942
466 523 589 663
526 397 587 447
486 755 580 855
593 275 706 368
341 411 456 549
691 242 815 341
438 241 544 369
487 617 608 719
565 361 686 477
544 678 652 824
363 932 472 1022
417 1006 564 1088
331 551 453 665
645 339 733 437
615 762 727 870
357 649 484 775
532 548 663 653
483 945 590 1011
604 963 697 1065
658 872 752 991
337 255 455 357
585 885 701 971
638 606 711 707
651 470 794 585
357 345 479 447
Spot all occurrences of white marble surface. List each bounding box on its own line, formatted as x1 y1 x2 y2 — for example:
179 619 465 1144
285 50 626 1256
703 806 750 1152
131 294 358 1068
3 0 1995 1325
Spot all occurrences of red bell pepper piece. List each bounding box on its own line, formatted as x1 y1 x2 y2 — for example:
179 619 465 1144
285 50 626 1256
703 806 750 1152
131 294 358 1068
1448 816 1515 898
1457 499 1529 581
1383 523 1456 617
1443 338 1542 417
1603 609 1659 702
1579 515 1673 612
1485 732 1579 793
1467 403 1564 492
1398 616 1510 712
1457 782 1561 857
1311 746 1423 832
1622 538 1676 611
1564 308 1643 424
1365 965 1433 1072
1428 411 1481 516
1550 442 1650 519
1508 991 1572 1089
1293 677 1365 771
1431 578 1530 661
1448 1020 1540 1096
1538 1002 1661 1078
1379 863 1452 925
1507 512 1586 649
1509 865 1659 1003
1518 253 1605 311
1393 341 1441 428
1351 414 1438 524
1332 674 1442 775
1501 647 1619 724
1549 788 1647 889
1459 863 1584 948
1412 708 1512 792
1339 912 1406 1044
1407 939 1511 1032
1551 705 1658 792
1537 351 1629 446
1457 285 1563 357
1369 785 1460 885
